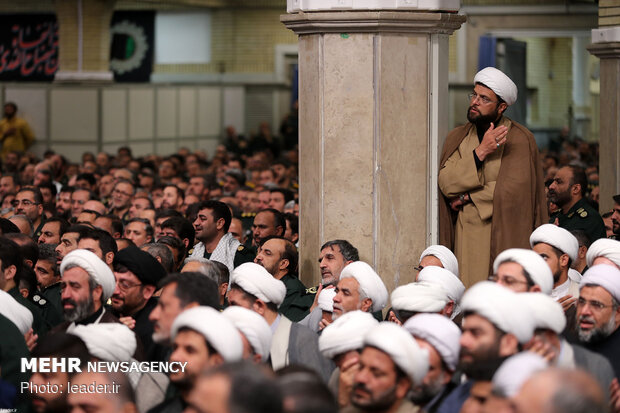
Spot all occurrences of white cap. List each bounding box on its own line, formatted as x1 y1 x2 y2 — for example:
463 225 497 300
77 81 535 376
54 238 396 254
0 289 32 335
70 323 136 362
419 245 459 277
521 292 566 334
364 322 429 385
461 281 536 343
417 266 465 319
530 224 579 262
403 313 461 371
230 262 286 306
391 282 449 313
493 248 554 295
586 238 620 268
171 306 243 362
319 310 378 360
340 261 388 312
60 249 116 301
474 67 518 105
222 306 272 362
492 352 548 397
580 264 620 303
318 288 337 312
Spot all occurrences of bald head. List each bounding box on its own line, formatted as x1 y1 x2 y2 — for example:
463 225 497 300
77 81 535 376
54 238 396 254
512 368 606 413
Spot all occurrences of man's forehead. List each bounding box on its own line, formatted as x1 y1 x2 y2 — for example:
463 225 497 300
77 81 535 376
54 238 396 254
263 238 284 251
321 245 343 257
580 285 614 302
114 270 139 282
474 83 498 99
63 232 79 241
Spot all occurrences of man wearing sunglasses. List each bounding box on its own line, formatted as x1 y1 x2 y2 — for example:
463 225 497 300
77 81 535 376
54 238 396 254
439 67 547 288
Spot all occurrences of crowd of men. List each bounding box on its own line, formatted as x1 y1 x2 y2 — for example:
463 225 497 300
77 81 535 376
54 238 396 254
1 66 620 413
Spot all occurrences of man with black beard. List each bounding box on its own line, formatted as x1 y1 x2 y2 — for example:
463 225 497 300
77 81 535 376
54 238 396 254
548 165 606 243
403 314 461 413
612 194 620 237
436 282 536 413
438 67 547 287
575 264 620 377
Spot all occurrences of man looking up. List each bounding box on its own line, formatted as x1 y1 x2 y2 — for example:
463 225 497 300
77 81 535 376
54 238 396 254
438 67 547 287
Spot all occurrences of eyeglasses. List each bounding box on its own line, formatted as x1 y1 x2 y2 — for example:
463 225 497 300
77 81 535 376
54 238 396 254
116 279 143 291
468 92 497 105
113 189 133 197
11 199 39 207
577 297 614 312
488 274 530 287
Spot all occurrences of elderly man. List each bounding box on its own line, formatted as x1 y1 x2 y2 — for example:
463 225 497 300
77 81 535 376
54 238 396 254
344 322 429 413
575 264 620 377
490 248 553 294
521 292 614 392
222 306 272 364
111 246 167 362
56 249 117 329
254 236 312 321
319 311 379 408
585 238 620 269
190 200 254 272
416 245 459 279
403 314 461 413
332 261 388 324
438 282 536 413
438 67 547 287
148 306 243 413
226 262 334 381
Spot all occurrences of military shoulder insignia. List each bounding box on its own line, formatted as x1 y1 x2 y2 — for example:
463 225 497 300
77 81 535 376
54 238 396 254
237 245 245 251
188 248 194 255
580 211 588 218
306 286 318 294
32 294 46 306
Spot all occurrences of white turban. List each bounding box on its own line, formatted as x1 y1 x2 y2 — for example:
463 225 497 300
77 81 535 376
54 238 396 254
319 310 378 359
530 224 579 262
493 248 553 295
474 67 517 106
318 288 336 312
364 322 429 385
419 245 459 277
171 306 243 362
586 238 620 268
60 249 116 302
403 313 461 371
461 281 536 343
340 261 388 312
580 264 620 303
0 289 32 335
492 352 548 398
417 266 465 319
230 262 286 306
70 323 136 362
391 282 449 313
521 292 566 334
222 306 272 362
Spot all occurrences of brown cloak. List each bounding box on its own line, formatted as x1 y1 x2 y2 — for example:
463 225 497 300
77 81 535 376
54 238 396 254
438 119 548 275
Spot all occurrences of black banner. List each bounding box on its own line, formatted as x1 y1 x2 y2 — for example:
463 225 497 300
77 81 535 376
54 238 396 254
0 14 58 81
110 11 154 82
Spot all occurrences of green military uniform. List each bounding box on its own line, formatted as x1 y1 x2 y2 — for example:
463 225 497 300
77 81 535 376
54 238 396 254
33 216 46 241
203 244 255 269
8 287 49 336
34 281 64 328
279 274 314 322
550 198 606 244
240 212 256 236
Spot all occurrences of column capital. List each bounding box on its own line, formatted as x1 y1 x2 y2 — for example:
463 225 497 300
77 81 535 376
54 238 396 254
588 42 620 59
281 11 465 35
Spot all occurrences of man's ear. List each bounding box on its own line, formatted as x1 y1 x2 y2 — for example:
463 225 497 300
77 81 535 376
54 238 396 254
498 333 519 357
104 252 114 266
142 285 156 300
216 218 226 232
252 299 267 316
497 102 508 116
559 253 570 269
360 297 373 313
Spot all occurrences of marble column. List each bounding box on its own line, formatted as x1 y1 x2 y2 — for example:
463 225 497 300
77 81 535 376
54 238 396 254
589 37 620 212
282 10 465 292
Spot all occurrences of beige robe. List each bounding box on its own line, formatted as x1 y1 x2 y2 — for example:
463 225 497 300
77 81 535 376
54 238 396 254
438 117 548 288
438 118 508 286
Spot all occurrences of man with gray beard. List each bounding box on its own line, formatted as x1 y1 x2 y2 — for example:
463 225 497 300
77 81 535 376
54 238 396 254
575 264 620 377
53 249 118 331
